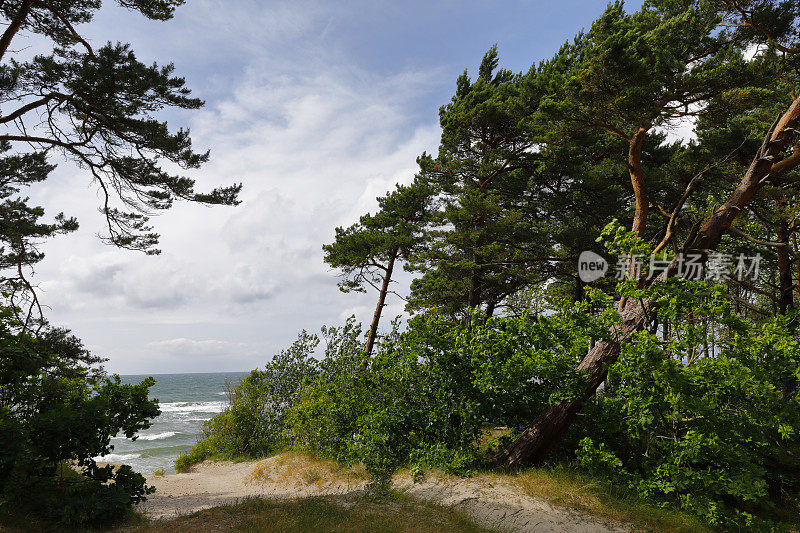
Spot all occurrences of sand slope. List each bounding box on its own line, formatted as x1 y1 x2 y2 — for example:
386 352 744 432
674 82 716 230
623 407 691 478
139 454 628 532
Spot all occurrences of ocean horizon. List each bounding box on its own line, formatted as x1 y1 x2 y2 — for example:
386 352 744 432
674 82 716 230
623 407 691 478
96 372 248 475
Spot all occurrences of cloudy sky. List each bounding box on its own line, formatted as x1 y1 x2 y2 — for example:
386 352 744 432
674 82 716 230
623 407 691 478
24 0 645 374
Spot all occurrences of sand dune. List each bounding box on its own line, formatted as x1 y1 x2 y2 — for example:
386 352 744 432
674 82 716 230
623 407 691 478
139 454 627 532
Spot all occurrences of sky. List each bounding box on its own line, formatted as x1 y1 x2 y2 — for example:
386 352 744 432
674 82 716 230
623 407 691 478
22 0 646 374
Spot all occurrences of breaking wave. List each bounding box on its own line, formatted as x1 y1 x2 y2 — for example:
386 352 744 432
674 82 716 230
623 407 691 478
158 401 226 413
137 431 178 441
95 453 141 462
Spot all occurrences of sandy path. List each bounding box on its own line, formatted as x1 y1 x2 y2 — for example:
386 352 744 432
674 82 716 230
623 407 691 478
139 454 628 532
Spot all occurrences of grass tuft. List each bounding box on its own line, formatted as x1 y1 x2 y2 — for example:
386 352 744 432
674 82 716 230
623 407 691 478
513 466 711 533
129 494 494 533
246 452 369 489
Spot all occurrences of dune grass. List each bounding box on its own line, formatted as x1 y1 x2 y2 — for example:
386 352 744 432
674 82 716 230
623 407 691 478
173 448 713 533
246 451 369 488
129 494 494 533
510 466 711 533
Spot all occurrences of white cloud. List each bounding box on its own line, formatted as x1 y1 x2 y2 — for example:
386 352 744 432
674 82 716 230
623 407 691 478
147 338 255 358
27 2 441 374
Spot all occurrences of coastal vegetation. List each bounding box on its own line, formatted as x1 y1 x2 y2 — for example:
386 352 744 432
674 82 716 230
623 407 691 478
181 1 800 530
2 0 800 531
131 494 494 533
0 0 239 528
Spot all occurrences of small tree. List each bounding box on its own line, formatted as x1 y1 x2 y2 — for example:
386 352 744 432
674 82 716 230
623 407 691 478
323 179 431 358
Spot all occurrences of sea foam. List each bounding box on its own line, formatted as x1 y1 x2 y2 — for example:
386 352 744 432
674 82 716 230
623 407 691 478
158 401 226 413
94 453 141 462
137 431 178 441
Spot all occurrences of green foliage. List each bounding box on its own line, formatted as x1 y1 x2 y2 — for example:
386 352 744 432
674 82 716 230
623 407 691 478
0 1 240 260
406 47 553 317
186 309 603 485
568 283 800 529
324 178 432 295
175 434 227 473
597 218 652 258
0 309 159 527
288 309 607 484
408 443 477 477
179 319 364 467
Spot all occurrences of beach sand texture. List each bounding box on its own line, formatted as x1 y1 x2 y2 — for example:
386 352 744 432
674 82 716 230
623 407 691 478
139 453 627 532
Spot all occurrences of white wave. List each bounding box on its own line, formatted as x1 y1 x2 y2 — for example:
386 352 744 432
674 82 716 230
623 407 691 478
159 401 227 413
137 431 178 441
95 453 141 462
216 392 227 396
112 430 180 441
185 417 213 422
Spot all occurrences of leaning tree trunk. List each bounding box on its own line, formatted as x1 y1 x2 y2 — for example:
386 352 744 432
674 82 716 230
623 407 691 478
364 248 398 359
495 95 800 469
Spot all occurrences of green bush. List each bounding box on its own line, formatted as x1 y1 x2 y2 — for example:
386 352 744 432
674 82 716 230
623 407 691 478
178 319 363 468
408 443 477 477
175 435 228 473
568 282 800 529
288 310 595 483
0 308 159 527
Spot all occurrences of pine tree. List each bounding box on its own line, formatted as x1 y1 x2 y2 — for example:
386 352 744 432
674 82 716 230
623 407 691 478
323 178 432 357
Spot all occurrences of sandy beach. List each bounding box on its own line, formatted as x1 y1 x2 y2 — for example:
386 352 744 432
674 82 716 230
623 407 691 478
138 453 627 532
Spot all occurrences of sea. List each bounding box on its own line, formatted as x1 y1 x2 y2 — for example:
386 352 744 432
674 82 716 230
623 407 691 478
95 372 248 475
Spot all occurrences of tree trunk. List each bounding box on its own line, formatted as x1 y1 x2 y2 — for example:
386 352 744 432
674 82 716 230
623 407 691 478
468 252 481 309
0 0 34 62
495 95 800 469
778 221 794 315
485 300 497 321
628 127 649 238
794 233 800 306
364 248 397 359
493 298 650 466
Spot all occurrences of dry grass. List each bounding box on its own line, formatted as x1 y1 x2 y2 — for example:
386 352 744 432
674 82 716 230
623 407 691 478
511 467 711 533
128 495 494 533
244 451 710 532
246 452 369 489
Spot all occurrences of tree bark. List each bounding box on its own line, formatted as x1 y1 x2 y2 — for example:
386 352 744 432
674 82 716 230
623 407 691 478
495 94 800 469
468 252 481 309
628 127 649 238
777 221 794 314
485 300 497 320
364 248 397 359
0 0 34 63
794 233 800 306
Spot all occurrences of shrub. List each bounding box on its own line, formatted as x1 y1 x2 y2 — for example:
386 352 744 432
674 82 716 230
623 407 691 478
288 310 595 483
569 282 800 528
0 309 159 527
175 435 228 473
177 319 363 468
408 443 477 477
